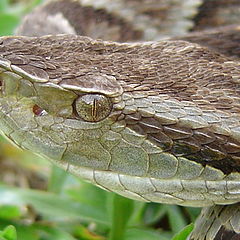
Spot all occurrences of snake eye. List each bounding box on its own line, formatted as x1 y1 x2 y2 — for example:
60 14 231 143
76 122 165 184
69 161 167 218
32 104 48 116
75 94 112 122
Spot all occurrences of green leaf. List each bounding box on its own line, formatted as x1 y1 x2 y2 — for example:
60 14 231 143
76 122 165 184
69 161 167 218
143 203 167 225
127 201 146 226
47 165 68 194
67 180 108 211
37 225 77 240
0 0 9 12
0 225 17 240
73 225 105 240
0 14 20 36
0 205 21 220
172 223 194 240
0 221 43 240
0 184 110 225
165 205 187 233
185 207 201 222
66 180 110 224
108 194 134 240
125 228 169 240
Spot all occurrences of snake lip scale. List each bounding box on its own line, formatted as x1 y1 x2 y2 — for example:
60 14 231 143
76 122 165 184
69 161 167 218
0 0 240 239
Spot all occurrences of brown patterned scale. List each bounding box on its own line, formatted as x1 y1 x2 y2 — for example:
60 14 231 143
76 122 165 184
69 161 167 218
0 1 240 239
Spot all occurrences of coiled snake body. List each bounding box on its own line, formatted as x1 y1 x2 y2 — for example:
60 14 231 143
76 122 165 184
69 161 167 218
0 0 240 239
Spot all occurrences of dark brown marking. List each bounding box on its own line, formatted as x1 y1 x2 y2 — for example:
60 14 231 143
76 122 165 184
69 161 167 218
193 0 240 30
214 226 240 240
45 0 142 42
126 115 240 174
148 132 173 151
163 125 193 140
178 25 240 59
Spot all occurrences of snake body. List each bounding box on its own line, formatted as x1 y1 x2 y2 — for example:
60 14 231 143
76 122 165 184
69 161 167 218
0 0 240 239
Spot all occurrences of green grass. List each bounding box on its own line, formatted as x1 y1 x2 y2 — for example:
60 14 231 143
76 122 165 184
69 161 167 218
0 0 42 36
0 1 200 239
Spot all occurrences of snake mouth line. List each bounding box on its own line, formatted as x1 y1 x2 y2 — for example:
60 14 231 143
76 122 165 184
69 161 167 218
66 164 240 207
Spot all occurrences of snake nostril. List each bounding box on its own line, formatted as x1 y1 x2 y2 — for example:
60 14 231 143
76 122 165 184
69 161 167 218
32 104 47 116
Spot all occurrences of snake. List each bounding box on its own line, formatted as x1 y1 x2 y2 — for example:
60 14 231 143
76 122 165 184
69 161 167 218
0 0 240 239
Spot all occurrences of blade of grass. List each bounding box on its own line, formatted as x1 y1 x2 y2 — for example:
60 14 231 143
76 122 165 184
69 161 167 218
143 203 167 225
172 223 194 240
47 165 68 194
0 14 20 36
0 225 17 240
0 0 8 13
125 228 170 240
108 194 134 240
165 205 187 234
0 184 110 225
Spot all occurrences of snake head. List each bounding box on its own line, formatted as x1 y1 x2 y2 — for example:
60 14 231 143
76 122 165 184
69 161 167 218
0 35 126 172
1 34 240 207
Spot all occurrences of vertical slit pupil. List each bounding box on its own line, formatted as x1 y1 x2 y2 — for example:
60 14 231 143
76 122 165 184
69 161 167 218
75 94 112 122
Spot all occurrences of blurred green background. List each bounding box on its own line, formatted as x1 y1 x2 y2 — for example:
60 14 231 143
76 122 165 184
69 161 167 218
0 1 200 239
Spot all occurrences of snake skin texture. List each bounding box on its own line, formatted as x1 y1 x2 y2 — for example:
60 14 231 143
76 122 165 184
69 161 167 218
0 0 240 239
